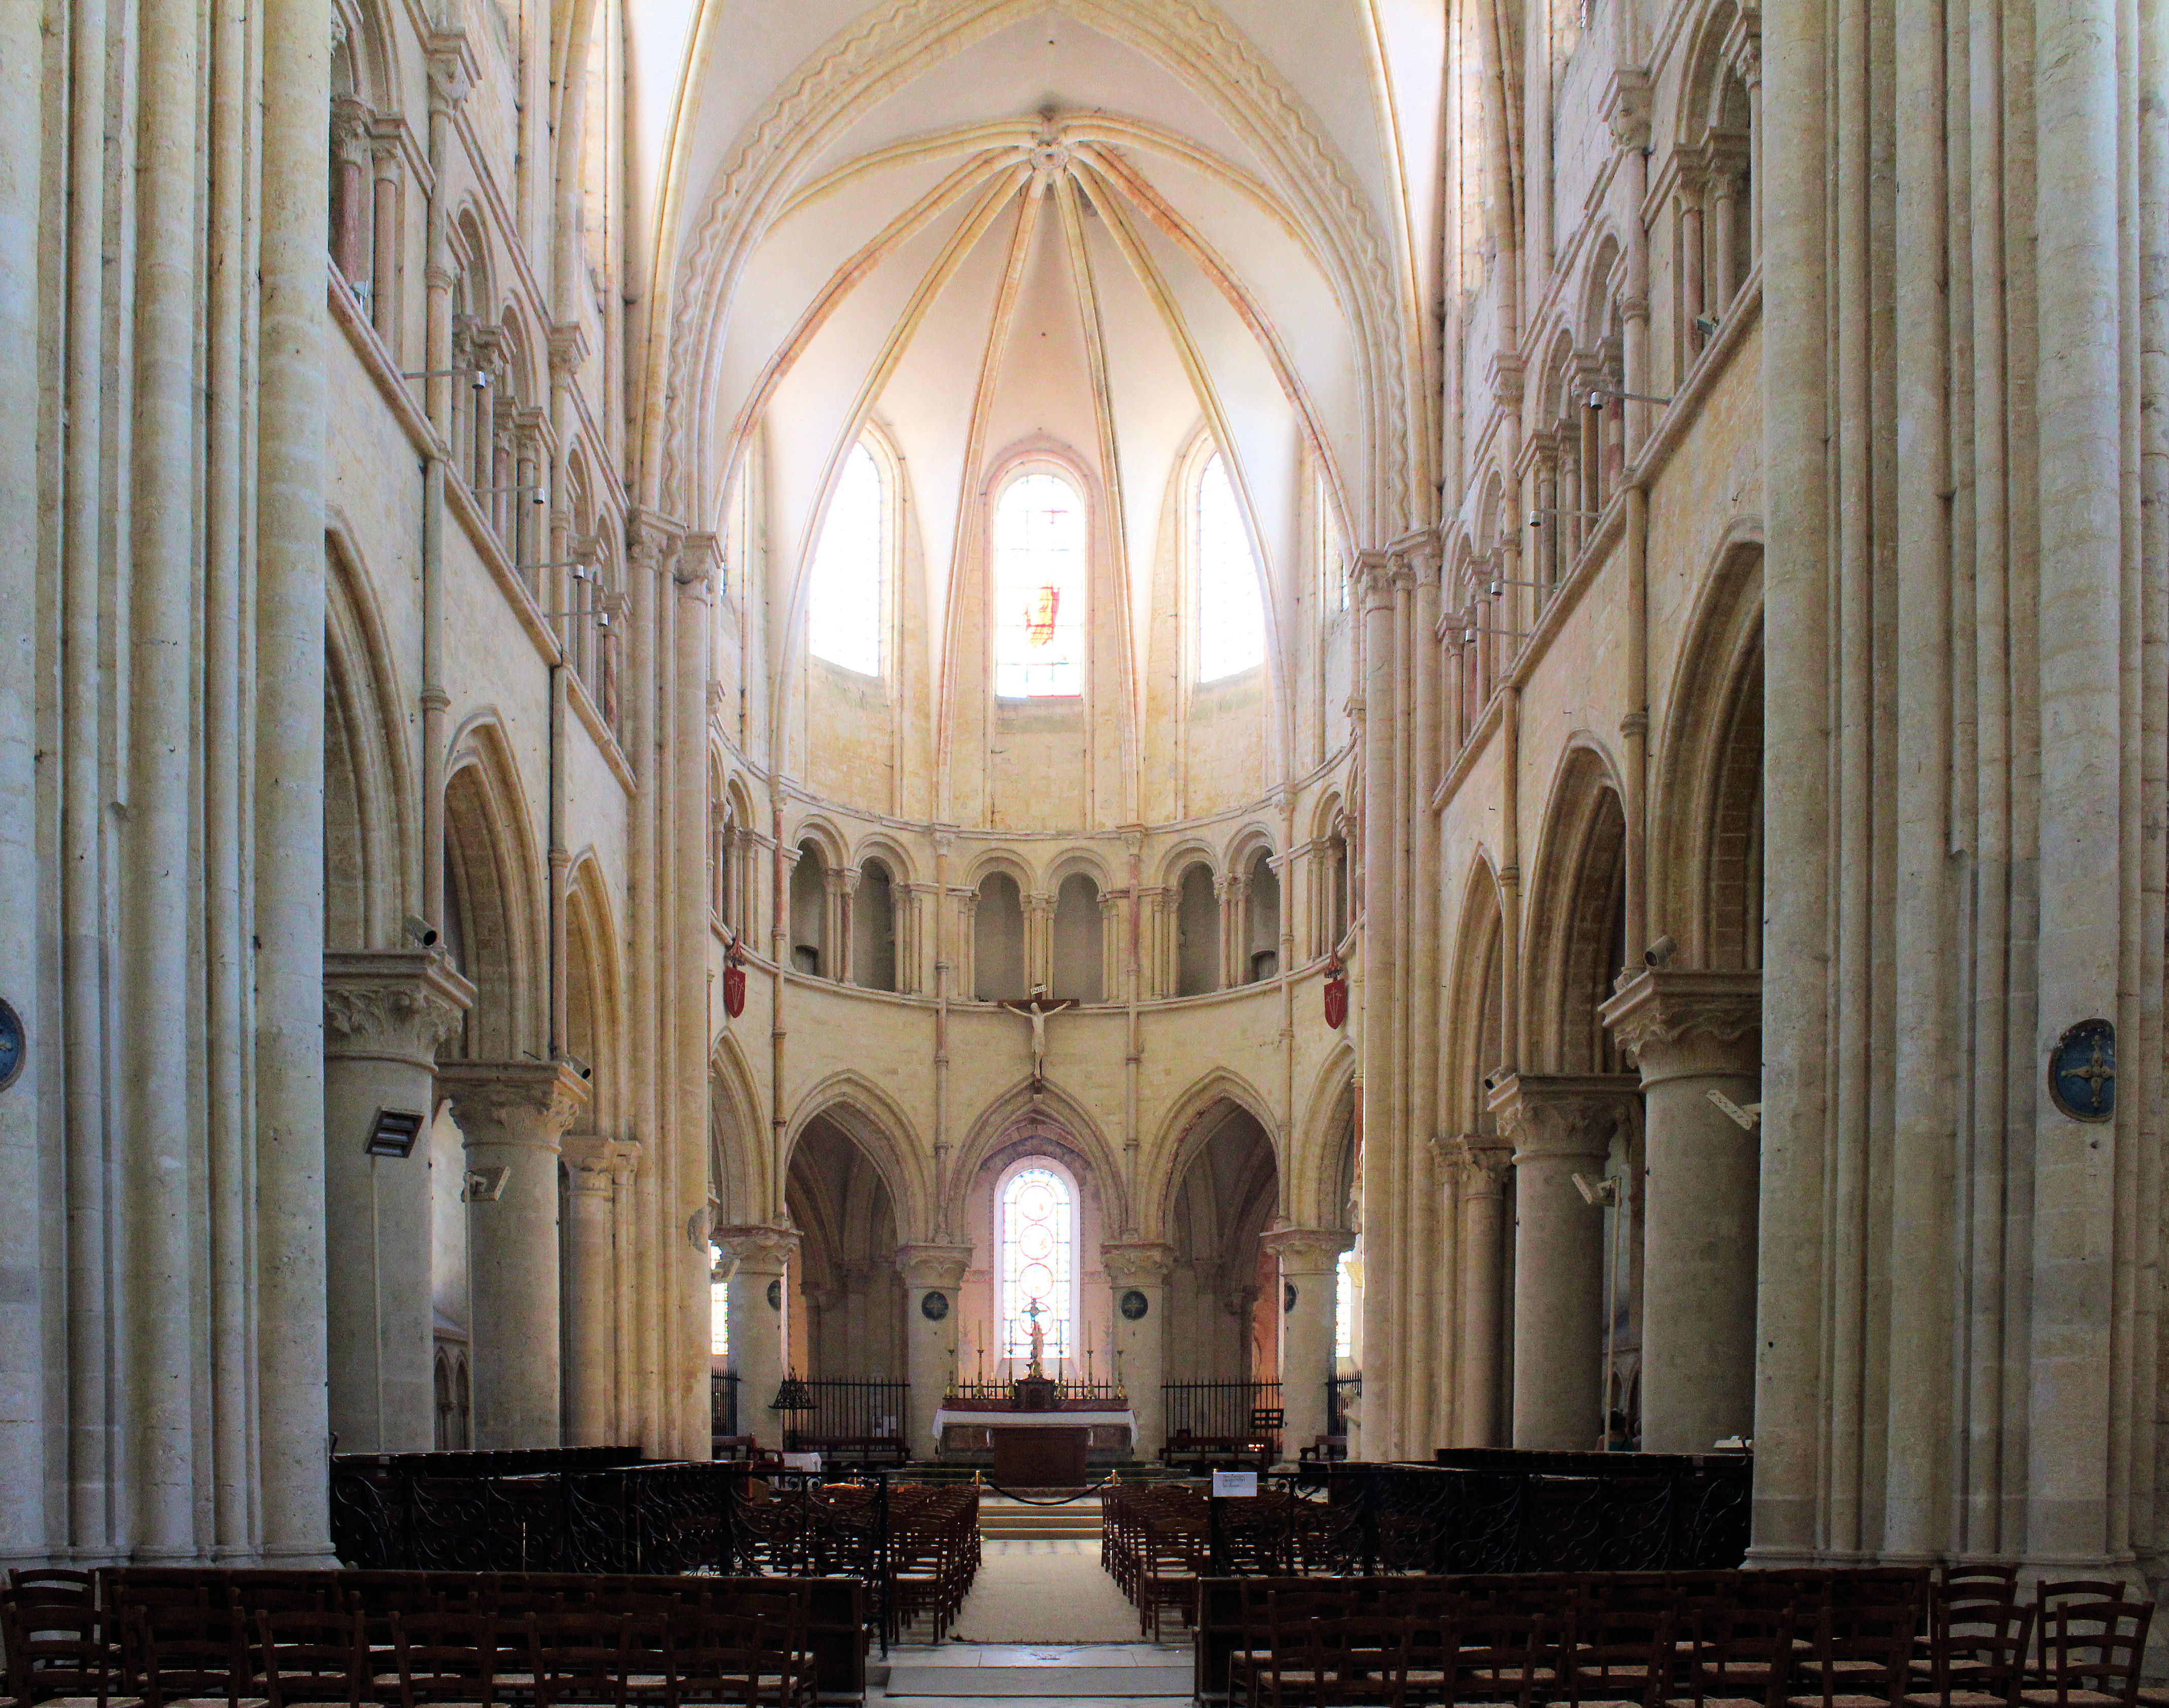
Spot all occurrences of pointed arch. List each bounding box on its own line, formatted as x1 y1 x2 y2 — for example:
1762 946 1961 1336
441 714 545 1059
1144 1064 1280 1236
324 518 416 951
709 1029 770 1224
563 853 625 1133
1522 739 1631 1073
1650 526 1765 966
1288 1042 1359 1228
783 1070 934 1244
1444 851 1509 1134
945 1079 1127 1238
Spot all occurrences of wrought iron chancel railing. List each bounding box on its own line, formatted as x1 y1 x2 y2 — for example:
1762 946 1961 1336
777 1379 912 1450
1164 1381 1284 1442
1191 1453 1751 1578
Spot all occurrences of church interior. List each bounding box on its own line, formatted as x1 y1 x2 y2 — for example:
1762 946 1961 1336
3 0 2166 1673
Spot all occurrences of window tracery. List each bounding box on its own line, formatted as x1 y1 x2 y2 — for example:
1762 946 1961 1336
999 1163 1074 1364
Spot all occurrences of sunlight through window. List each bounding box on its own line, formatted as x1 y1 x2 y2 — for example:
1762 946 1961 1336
995 473 1085 697
999 1163 1074 1362
1195 451 1266 680
808 441 884 674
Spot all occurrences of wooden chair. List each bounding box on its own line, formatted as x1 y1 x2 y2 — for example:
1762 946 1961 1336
1684 1604 1797 1708
1261 1613 1413 1708
1560 1606 1676 1708
662 1612 767 1708
1784 1600 1918 1708
386 1610 497 1708
2018 1597 2151 1708
126 1601 256 1708
1433 1609 1547 1708
524 1610 634 1708
1901 1604 2031 1708
253 1610 367 1708
3 1601 129 1708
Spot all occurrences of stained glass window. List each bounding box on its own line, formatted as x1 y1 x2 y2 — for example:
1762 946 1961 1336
711 1277 730 1358
809 441 884 674
999 1164 1074 1362
1195 451 1266 680
994 473 1084 697
1334 1249 1355 1361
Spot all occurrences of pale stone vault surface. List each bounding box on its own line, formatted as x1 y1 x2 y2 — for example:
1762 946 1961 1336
1 0 2162 1590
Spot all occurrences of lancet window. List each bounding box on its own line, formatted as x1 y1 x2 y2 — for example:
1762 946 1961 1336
999 1163 1074 1364
994 473 1085 697
808 440 886 676
1194 451 1266 681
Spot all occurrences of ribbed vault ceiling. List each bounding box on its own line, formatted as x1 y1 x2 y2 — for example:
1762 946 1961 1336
659 4 1436 733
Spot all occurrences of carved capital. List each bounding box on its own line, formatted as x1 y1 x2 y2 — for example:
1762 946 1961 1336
548 322 589 379
715 1222 799 1276
1600 968 1762 1073
1602 68 1654 152
561 1133 632 1196
1100 1241 1176 1287
1353 549 1397 611
1260 1226 1355 1276
438 1060 589 1150
1433 1133 1514 1194
896 1242 973 1290
324 951 474 1068
1721 8 1762 88
1486 1073 1640 1164
331 96 375 167
426 31 478 113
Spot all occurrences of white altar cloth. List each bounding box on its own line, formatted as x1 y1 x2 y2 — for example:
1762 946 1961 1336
931 1408 1136 1445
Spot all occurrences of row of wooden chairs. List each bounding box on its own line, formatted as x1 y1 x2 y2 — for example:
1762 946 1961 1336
879 1486 979 1645
1105 1486 1350 1637
0 1568 820 1708
1213 1566 2159 1708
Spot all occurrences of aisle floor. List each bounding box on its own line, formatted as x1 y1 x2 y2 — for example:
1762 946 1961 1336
877 1540 1190 1708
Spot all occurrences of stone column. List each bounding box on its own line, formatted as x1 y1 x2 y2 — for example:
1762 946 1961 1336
1263 1228 1354 1460
1440 1136 1512 1447
439 1061 589 1448
1601 970 1762 1453
1103 1243 1174 1460
717 1224 797 1447
1488 1074 1639 1449
323 952 472 1453
562 1135 631 1446
899 1244 972 1460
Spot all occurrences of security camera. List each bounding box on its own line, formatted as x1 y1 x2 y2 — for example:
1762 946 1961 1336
469 367 491 391
555 1050 593 1081
1482 1070 1503 1092
462 1166 509 1203
404 913 439 948
1644 934 1677 967
1573 1173 1620 1207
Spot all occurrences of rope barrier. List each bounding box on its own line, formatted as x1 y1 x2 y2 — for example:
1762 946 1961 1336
978 1477 1119 1506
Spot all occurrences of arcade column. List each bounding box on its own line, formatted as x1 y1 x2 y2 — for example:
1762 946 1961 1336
438 1060 590 1448
1261 1227 1355 1461
1488 1073 1639 1450
1101 1243 1175 1460
715 1223 798 1448
898 1244 973 1461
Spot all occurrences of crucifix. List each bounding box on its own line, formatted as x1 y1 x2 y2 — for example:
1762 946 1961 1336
998 985 1077 1094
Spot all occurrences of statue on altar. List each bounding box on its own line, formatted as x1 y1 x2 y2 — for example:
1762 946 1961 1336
1012 1298 1058 1411
1025 1297 1047 1378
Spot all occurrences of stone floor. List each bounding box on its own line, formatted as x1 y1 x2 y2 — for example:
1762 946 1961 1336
874 1540 1190 1708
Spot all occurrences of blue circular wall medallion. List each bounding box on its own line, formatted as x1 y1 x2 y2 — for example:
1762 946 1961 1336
0 1001 22 1092
2048 1018 2117 1123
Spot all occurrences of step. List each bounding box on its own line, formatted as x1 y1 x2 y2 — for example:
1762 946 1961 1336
882 1666 1191 1698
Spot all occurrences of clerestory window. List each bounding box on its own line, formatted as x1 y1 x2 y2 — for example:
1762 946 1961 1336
1194 451 1266 681
808 440 885 675
994 472 1085 697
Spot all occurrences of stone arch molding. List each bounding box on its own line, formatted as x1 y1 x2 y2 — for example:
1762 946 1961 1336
944 1080 1128 1239
649 0 1416 542
1287 1043 1357 1229
783 1071 935 1244
1146 1065 1280 1238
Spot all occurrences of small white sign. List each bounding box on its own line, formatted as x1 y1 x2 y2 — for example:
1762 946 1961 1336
780 1451 822 1471
1213 1471 1259 1498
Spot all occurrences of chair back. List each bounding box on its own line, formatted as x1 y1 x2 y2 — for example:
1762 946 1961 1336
389 1609 498 1708
255 1608 368 1708
2035 1597 2153 1708
3 1600 114 1707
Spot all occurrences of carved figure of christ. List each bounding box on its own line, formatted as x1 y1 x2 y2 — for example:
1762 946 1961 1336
998 987 1078 1089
